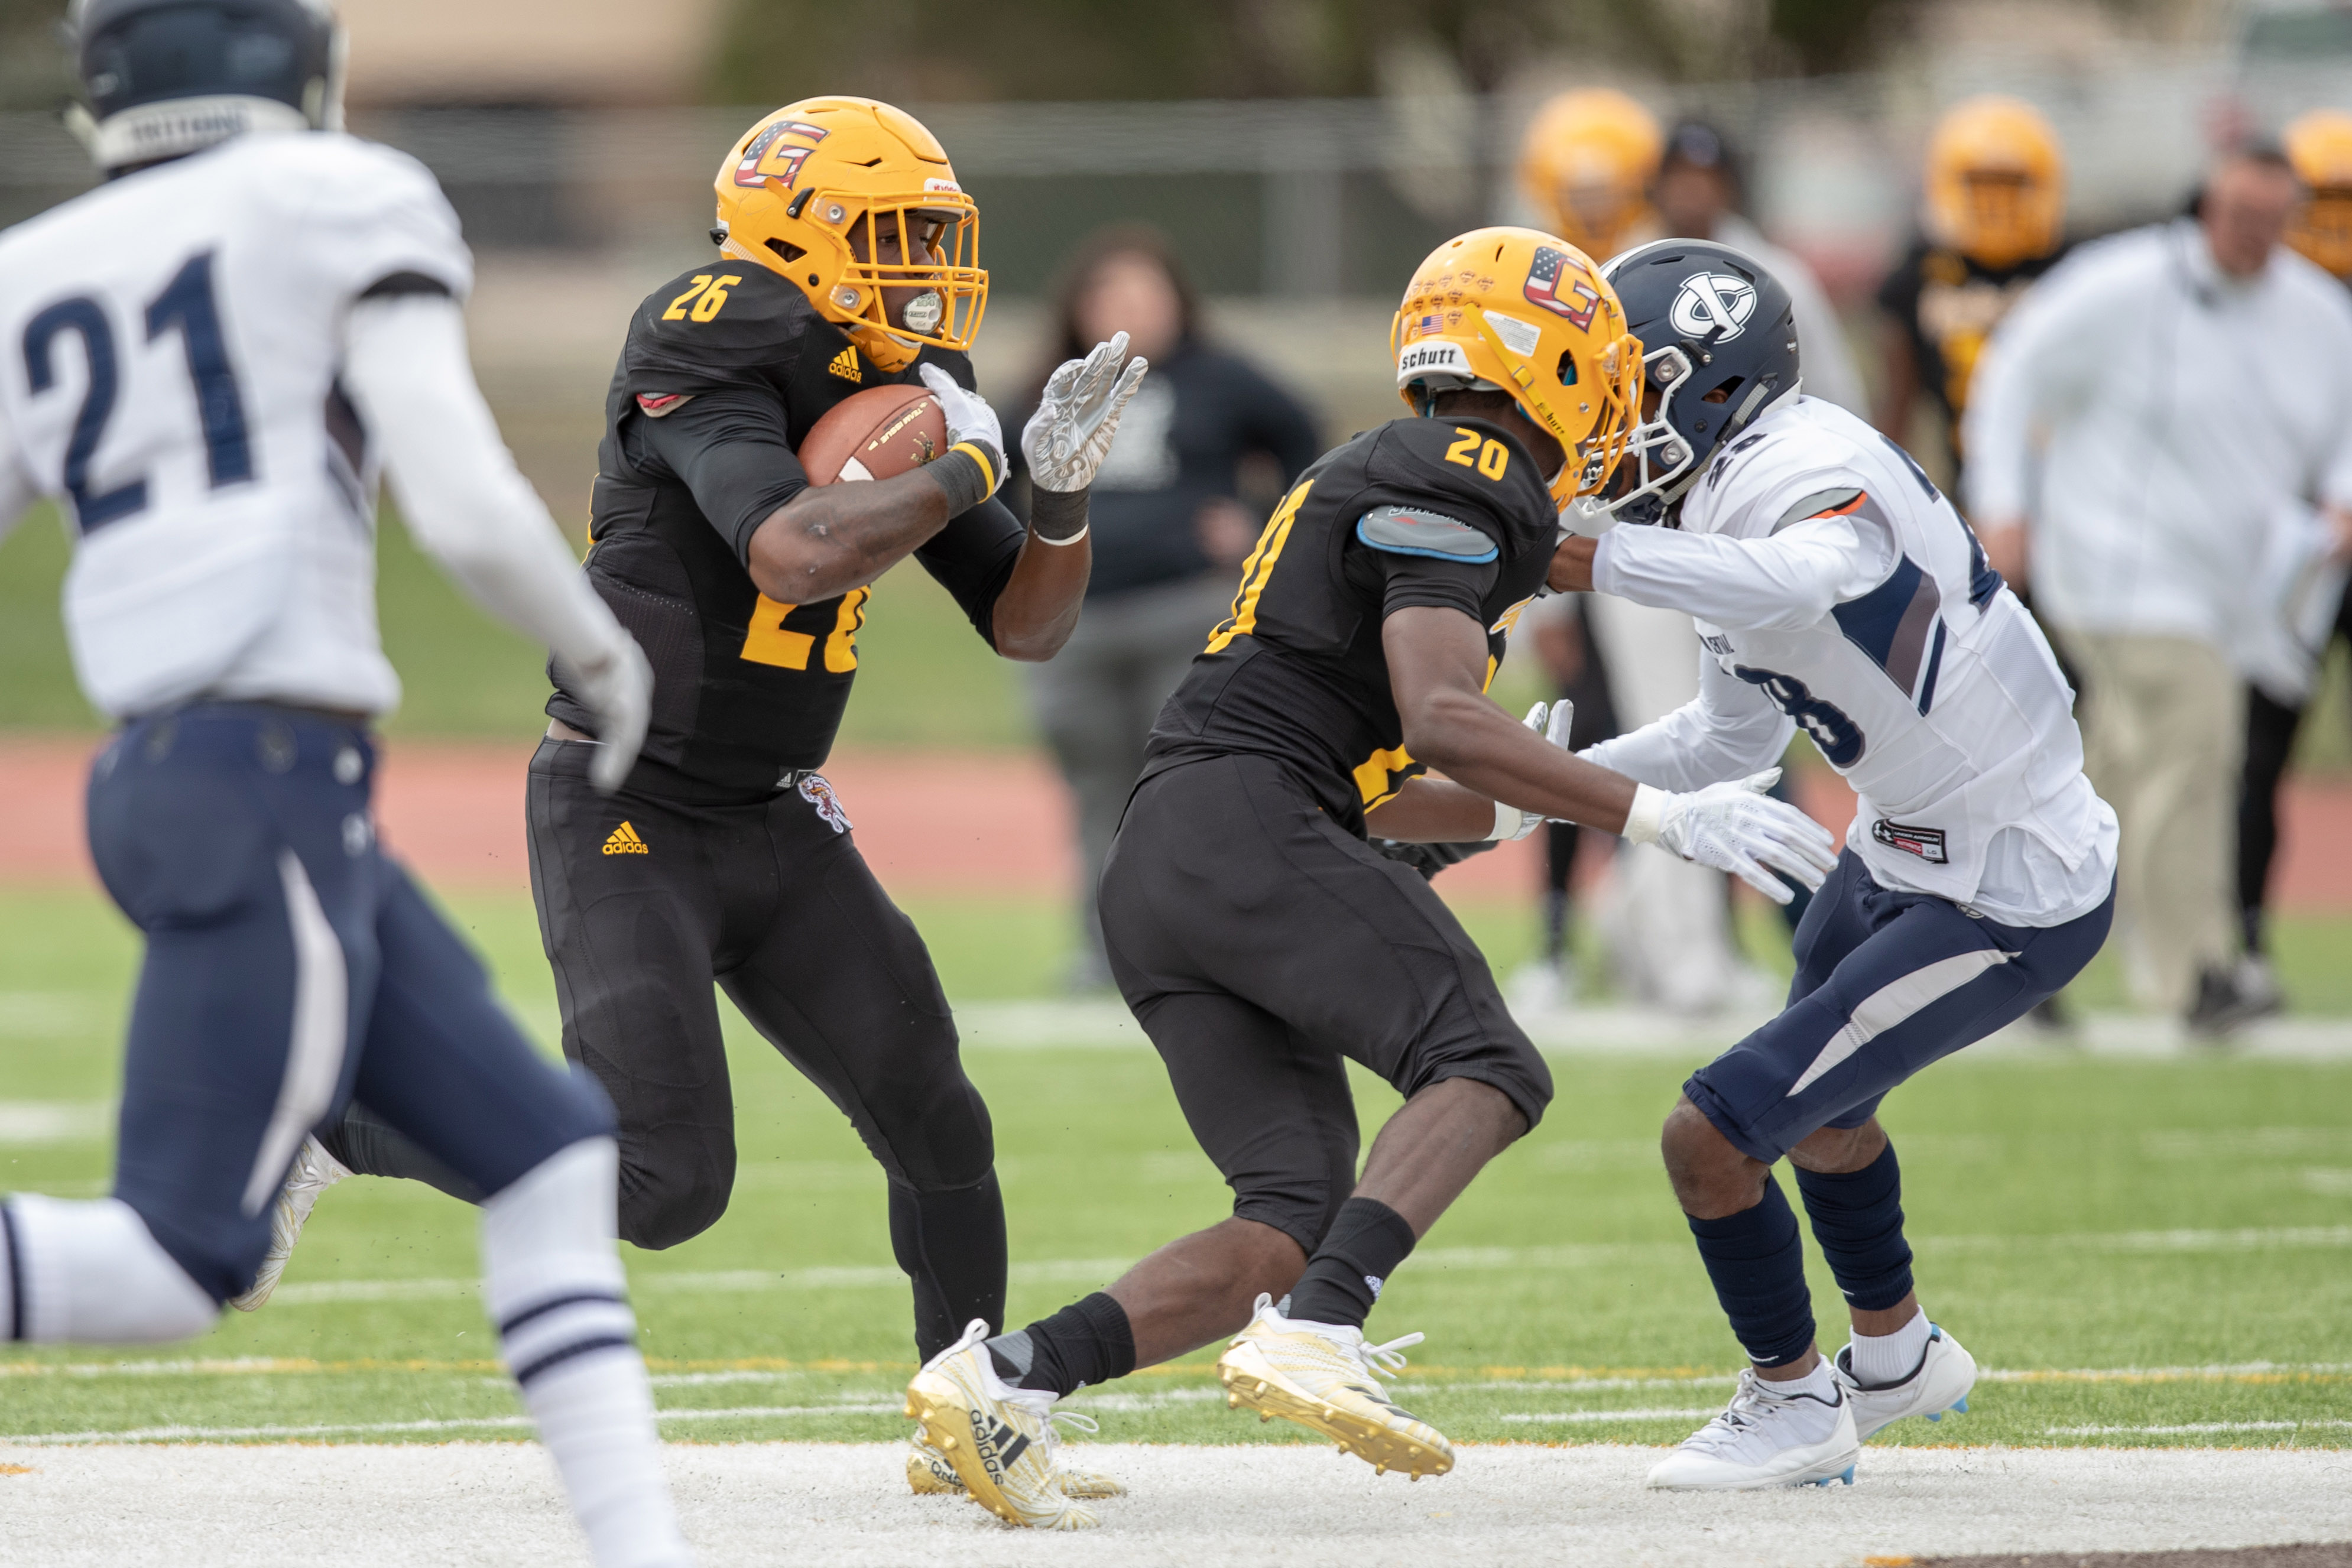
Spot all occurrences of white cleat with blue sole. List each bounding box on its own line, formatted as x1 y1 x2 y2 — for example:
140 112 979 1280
1646 1368 1860 1491
1836 1322 1977 1440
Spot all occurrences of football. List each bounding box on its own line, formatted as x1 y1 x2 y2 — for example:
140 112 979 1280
796 382 948 485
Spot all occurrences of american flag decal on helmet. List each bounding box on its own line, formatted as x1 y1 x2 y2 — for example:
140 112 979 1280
735 121 829 188
1524 246 1602 327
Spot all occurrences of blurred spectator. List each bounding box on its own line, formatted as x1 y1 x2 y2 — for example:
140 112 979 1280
1008 225 1320 991
2237 109 2352 1014
1965 147 2352 1033
1875 96 2070 502
1652 118 1866 414
1517 88 1663 262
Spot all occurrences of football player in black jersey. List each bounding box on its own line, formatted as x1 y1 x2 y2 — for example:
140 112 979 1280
283 99 1144 1493
905 228 1839 1528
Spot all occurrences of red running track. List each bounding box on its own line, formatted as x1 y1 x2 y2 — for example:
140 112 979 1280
3 735 2350 911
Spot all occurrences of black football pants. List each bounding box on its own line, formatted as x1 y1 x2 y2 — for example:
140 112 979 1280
326 736 1003 1361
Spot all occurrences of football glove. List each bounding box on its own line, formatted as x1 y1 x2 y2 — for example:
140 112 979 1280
1624 768 1839 905
1487 699 1577 842
1022 330 1150 494
564 637 654 794
917 365 1007 497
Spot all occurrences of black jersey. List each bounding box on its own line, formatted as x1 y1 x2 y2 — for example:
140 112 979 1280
1141 414 1558 835
547 263 1025 796
1876 236 2066 456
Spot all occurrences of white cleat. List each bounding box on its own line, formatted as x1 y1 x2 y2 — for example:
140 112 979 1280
1215 1293 1454 1479
905 1429 1125 1500
1835 1322 1977 1441
229 1135 351 1311
1646 1368 1860 1491
903 1320 1101 1530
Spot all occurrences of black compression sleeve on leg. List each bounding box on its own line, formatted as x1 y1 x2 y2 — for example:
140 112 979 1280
1688 1174 1816 1368
1285 1197 1419 1330
989 1291 1134 1396
1793 1142 1914 1313
890 1173 1009 1364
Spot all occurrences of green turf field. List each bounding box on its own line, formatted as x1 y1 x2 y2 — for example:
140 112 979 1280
4 886 2349 1454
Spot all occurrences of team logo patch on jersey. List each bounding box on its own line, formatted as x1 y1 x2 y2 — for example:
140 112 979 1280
1670 272 1759 342
1871 817 1949 864
799 774 852 833
602 821 650 855
1523 246 1602 327
826 346 862 384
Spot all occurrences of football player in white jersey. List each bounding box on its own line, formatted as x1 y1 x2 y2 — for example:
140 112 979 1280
1550 241 2119 1489
0 4 692 1563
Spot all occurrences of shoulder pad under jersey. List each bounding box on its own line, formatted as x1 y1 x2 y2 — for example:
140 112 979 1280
622 265 819 393
1356 505 1498 563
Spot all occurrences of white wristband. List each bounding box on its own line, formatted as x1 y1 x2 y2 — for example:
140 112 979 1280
1030 524 1089 547
1621 783 1668 846
1485 802 1524 842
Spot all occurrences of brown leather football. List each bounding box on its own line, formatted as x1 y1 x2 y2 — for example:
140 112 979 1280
796 383 948 485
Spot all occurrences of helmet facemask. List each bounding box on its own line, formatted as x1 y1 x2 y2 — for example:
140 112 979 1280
1596 341 1793 527
827 199 986 355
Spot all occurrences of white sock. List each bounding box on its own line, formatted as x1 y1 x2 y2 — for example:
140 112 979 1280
1845 1308 1931 1387
483 1139 692 1568
5 1196 217 1343
1759 1356 1840 1401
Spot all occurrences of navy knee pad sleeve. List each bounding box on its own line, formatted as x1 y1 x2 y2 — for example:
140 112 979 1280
1688 1174 1815 1368
1795 1142 1914 1312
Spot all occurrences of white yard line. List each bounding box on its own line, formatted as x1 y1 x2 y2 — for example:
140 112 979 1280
1498 1407 1721 1424
3 1442 2348 1568
2048 1420 2352 1436
8 1404 909 1446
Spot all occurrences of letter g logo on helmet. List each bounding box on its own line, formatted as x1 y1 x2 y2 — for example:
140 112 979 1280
1669 272 1758 342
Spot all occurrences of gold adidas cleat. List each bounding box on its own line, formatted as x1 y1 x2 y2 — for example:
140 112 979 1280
903 1320 1101 1530
906 1431 1126 1500
1215 1293 1454 1479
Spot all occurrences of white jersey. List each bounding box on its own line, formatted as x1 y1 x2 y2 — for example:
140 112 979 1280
0 131 472 718
1587 397 2117 926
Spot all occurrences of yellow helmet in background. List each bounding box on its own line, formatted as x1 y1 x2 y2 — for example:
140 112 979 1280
712 96 988 371
2284 108 2352 279
1924 96 2066 270
1390 226 1643 510
1517 89 1664 262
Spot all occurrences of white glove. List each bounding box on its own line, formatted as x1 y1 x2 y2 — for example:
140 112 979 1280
916 364 1005 496
1021 330 1151 494
1487 699 1578 842
1623 768 1840 905
561 637 654 794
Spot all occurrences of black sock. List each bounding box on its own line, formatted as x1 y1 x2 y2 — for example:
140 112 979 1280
890 1174 1009 1364
1284 1197 1418 1330
987 1292 1134 1397
317 1105 484 1205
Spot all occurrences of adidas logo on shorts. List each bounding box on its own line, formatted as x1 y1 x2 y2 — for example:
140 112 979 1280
602 821 650 855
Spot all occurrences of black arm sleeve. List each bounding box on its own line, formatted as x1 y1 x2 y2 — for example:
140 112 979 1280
915 496 1027 650
1374 550 1499 622
628 388 810 565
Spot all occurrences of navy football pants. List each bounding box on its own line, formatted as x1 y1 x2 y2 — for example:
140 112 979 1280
86 705 609 1304
1685 849 2114 1164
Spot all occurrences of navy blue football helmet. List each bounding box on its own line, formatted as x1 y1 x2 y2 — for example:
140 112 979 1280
67 0 342 172
1598 238 1802 525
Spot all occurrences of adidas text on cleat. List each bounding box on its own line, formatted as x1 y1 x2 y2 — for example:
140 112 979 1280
1837 1323 1977 1441
1646 1369 1861 1491
1215 1294 1453 1479
906 1430 1125 1500
230 1137 351 1311
903 1320 1099 1530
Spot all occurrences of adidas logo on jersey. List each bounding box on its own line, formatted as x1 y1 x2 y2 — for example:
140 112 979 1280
602 822 650 855
826 347 861 384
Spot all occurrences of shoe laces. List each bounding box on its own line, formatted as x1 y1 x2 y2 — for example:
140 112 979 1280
1351 1330 1425 1382
1684 1369 1784 1455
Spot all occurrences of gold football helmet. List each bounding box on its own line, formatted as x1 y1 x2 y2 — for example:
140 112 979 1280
1390 226 1642 509
1517 89 1664 262
712 96 987 371
2285 108 2352 279
1924 96 2065 270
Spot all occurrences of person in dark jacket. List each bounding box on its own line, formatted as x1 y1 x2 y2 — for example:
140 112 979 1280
1009 225 1321 989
